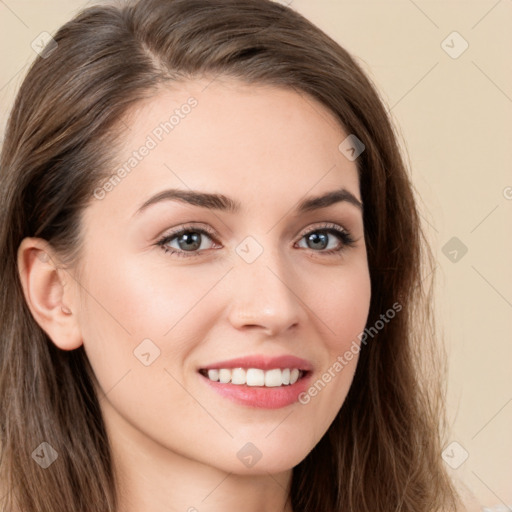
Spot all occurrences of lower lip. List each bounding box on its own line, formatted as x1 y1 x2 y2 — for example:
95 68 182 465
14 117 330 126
199 372 312 409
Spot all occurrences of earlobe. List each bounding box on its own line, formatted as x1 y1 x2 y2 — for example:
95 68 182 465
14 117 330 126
17 237 83 351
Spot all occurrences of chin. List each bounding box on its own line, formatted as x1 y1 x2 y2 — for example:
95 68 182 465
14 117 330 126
224 433 317 476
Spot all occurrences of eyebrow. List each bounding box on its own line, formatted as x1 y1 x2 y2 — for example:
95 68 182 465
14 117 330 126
134 187 363 216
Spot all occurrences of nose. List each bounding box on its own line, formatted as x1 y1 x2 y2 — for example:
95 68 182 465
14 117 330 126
225 242 306 337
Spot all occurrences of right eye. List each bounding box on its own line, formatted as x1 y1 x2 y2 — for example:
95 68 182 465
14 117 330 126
156 224 221 258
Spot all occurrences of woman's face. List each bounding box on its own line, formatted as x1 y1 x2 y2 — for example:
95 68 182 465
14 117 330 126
73 78 371 475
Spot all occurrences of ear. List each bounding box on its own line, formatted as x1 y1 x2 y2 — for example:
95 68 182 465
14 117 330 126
17 237 83 350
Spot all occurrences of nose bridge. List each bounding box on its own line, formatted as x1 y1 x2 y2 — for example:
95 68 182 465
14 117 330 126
226 234 303 332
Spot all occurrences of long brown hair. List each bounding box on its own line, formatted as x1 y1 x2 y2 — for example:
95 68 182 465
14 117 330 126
0 0 459 510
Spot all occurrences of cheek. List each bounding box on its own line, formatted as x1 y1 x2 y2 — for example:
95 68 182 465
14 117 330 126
79 246 221 339
76 252 206 439
310 261 372 354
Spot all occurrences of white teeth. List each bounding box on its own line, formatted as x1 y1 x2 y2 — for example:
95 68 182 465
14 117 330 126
231 368 246 385
264 369 282 387
207 369 219 382
219 369 231 383
246 368 265 386
203 367 304 387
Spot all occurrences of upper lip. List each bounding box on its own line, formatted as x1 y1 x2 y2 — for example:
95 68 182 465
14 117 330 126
199 355 314 372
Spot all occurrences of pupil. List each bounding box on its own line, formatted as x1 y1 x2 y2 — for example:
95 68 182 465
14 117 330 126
308 232 327 250
179 232 201 251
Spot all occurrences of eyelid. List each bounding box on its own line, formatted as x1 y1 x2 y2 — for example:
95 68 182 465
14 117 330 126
296 221 350 238
158 222 218 240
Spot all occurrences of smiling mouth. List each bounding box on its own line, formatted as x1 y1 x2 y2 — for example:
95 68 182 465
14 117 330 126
198 367 309 387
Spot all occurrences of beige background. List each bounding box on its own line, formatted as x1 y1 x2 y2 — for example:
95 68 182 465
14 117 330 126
1 0 510 508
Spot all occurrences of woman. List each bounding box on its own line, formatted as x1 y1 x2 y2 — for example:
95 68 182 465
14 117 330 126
0 0 463 510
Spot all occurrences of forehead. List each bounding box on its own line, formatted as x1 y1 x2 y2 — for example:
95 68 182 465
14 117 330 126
89 78 361 219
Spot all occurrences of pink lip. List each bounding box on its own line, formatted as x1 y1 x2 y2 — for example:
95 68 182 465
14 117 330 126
198 354 314 409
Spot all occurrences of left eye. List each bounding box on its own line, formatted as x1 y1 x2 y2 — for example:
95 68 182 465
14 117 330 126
296 228 347 252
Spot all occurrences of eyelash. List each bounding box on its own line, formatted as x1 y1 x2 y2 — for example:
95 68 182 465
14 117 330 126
155 222 356 259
